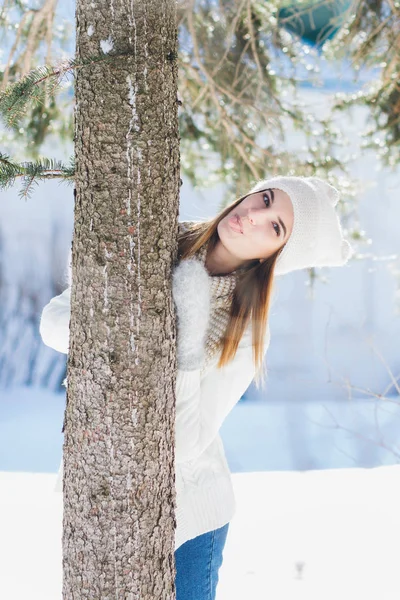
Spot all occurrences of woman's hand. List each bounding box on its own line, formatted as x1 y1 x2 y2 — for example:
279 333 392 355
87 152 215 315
172 258 211 370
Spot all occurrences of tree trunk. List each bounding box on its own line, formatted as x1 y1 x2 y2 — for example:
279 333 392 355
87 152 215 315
64 1 180 597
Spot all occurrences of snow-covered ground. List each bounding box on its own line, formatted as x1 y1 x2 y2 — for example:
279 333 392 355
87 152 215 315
1 466 399 600
220 467 400 600
1 386 400 599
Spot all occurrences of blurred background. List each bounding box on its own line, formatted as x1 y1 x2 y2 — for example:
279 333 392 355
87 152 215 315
0 0 399 476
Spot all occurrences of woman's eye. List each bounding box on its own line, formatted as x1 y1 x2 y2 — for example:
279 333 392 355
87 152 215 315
263 192 280 237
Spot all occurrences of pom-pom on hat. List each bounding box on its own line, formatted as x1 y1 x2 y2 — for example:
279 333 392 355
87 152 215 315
248 175 354 276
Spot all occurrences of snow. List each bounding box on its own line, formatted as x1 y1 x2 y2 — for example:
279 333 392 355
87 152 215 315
1 466 399 600
100 36 113 54
1 387 400 598
219 467 400 600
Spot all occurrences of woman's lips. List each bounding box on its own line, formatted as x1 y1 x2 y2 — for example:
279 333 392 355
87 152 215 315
229 214 243 234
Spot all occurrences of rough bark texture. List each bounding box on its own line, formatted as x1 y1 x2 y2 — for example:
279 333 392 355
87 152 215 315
64 1 180 598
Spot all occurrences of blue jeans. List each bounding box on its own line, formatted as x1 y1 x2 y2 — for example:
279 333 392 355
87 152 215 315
174 522 230 600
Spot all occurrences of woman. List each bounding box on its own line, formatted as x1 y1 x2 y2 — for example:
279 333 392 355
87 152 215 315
40 175 353 599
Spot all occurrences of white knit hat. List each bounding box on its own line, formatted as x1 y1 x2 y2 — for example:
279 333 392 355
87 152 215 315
248 175 354 276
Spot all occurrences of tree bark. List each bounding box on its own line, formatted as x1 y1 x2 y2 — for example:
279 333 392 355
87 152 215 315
64 1 180 597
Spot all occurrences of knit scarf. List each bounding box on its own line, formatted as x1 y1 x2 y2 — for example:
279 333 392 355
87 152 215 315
178 220 246 369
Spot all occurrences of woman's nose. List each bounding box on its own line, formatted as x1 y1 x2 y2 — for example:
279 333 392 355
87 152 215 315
246 207 268 225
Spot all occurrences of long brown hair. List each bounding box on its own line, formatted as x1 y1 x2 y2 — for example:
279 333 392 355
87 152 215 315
177 191 287 391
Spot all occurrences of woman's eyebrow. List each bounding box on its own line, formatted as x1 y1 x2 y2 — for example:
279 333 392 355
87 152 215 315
268 189 287 239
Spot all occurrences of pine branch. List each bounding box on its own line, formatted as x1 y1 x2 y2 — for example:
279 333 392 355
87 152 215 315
0 151 75 199
0 50 134 128
0 47 135 199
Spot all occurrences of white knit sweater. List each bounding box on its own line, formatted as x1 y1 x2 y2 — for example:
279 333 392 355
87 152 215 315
39 221 271 551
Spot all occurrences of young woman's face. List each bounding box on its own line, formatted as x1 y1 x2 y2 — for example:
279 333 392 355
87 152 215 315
217 188 294 262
